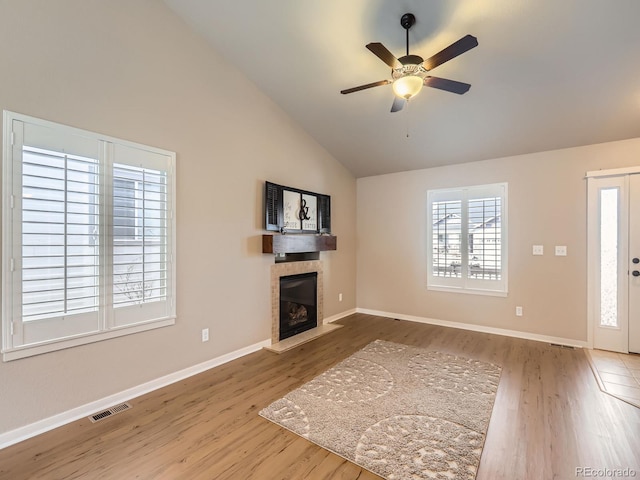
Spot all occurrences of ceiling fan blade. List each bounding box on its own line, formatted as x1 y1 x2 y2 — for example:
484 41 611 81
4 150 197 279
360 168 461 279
366 43 401 68
423 34 478 71
341 80 391 95
424 76 472 94
391 96 405 113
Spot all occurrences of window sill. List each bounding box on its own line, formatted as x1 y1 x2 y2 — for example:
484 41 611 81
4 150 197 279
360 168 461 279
427 285 508 297
2 317 175 361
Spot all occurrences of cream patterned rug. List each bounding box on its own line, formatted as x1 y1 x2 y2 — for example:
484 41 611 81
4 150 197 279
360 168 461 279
259 340 501 480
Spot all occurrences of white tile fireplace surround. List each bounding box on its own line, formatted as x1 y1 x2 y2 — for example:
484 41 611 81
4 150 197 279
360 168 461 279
267 260 342 353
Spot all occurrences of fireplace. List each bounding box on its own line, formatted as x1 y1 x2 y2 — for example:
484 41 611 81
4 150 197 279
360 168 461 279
267 260 342 352
270 260 323 345
279 272 317 340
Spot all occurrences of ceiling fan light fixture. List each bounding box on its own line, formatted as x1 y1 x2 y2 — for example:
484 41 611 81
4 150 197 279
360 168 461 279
341 12 477 112
392 74 423 100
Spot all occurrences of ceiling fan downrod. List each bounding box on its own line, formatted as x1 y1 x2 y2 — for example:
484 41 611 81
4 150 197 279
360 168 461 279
400 13 416 56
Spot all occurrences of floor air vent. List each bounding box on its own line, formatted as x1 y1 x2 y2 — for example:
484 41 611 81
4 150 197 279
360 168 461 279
88 402 132 423
550 343 576 350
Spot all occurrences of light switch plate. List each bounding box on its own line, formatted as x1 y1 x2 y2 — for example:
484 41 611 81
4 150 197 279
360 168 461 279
532 245 544 255
555 245 567 256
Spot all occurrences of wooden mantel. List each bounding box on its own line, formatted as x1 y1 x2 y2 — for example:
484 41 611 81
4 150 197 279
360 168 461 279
262 234 337 254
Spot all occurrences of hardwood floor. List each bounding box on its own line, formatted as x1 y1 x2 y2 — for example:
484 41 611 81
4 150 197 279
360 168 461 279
1 313 639 479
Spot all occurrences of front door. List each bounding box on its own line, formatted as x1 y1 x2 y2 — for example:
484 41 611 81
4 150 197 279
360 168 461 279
588 172 640 353
628 175 640 353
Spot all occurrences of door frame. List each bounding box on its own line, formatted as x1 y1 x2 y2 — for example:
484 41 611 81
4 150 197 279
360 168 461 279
586 166 640 353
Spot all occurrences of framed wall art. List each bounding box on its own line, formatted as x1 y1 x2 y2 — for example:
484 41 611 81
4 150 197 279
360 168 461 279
265 181 331 234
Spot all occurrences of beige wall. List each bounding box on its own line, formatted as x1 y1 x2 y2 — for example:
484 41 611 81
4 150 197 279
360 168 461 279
3 0 638 441
0 1 356 434
357 138 640 343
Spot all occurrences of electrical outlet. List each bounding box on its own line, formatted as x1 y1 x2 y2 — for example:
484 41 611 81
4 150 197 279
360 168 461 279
201 328 209 342
532 245 544 256
339 293 343 302
515 306 523 317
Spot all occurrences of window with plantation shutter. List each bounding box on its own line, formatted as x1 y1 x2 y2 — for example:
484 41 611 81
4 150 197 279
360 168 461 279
21 146 100 324
2 111 176 361
427 183 507 295
111 147 171 328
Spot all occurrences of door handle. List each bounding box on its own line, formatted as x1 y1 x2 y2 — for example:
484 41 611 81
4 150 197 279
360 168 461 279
633 258 640 264
633 271 640 277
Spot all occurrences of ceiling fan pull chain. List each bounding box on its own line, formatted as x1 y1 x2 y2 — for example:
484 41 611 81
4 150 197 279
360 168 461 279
406 101 411 138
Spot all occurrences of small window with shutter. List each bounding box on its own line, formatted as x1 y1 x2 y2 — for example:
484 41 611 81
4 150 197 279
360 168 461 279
427 183 508 295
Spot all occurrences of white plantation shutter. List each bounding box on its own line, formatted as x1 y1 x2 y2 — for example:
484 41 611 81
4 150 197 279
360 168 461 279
111 144 172 327
14 122 102 346
427 183 507 295
21 148 100 319
2 112 175 360
431 199 462 279
468 195 502 282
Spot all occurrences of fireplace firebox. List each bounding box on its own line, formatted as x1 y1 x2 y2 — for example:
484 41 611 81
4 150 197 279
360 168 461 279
279 272 317 340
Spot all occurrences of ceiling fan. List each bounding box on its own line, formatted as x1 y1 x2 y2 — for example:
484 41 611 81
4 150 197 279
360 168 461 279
341 13 478 112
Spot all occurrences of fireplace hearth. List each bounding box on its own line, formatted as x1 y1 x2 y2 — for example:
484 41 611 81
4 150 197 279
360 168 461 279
279 272 317 340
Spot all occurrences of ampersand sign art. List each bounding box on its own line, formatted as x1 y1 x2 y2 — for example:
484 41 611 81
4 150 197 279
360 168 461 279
299 198 311 221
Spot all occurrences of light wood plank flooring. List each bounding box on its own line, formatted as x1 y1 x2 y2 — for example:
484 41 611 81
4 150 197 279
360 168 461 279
1 313 639 479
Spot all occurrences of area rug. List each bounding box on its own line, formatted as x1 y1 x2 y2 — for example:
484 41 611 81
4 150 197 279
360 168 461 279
259 339 501 480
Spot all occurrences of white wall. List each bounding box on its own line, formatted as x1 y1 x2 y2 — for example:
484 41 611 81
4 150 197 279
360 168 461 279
357 138 640 343
0 0 356 434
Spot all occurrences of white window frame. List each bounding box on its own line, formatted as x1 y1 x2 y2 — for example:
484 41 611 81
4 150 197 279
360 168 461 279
427 183 508 296
2 111 177 361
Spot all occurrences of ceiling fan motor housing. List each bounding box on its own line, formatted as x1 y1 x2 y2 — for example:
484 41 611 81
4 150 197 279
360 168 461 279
392 58 427 82
398 54 423 66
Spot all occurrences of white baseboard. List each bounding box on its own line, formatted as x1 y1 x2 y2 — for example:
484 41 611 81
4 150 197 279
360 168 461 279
0 338 271 450
323 308 357 324
356 308 589 349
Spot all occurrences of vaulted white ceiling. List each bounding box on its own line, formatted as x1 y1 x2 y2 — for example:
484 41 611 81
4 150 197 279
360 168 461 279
164 0 640 178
